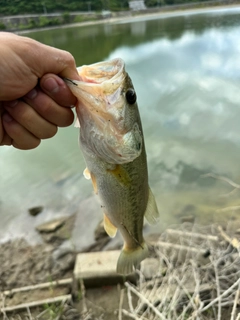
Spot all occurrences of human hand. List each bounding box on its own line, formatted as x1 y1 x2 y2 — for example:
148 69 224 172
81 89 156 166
0 32 80 150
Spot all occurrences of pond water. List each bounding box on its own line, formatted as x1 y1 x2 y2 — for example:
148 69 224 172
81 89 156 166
1 7 240 247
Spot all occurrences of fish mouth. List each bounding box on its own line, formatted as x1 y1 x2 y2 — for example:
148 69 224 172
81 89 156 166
76 58 125 85
65 58 127 128
65 59 142 164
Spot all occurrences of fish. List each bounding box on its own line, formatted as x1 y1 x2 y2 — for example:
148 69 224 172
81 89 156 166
65 58 159 275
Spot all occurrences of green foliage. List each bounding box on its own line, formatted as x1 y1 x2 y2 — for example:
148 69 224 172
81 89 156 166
62 11 71 23
0 0 216 16
0 21 6 30
0 0 128 15
38 16 60 27
43 303 65 320
73 15 97 23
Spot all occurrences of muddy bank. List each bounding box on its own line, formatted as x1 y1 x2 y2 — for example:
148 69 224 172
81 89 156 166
1 220 240 319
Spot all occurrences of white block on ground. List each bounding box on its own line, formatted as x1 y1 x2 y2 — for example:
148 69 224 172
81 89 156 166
74 250 121 280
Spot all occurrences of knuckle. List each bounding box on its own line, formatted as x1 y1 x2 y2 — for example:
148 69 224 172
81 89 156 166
63 51 75 66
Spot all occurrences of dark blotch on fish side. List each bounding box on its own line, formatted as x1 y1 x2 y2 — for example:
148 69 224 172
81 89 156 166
28 206 44 216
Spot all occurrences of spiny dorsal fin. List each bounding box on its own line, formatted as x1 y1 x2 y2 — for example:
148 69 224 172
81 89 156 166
104 214 117 238
144 187 159 225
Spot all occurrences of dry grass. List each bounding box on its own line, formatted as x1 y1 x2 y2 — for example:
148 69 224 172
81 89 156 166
119 223 240 320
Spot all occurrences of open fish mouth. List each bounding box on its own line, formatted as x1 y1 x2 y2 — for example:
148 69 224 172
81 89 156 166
76 58 125 84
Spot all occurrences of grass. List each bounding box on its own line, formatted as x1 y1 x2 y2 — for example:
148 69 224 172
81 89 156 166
118 223 240 320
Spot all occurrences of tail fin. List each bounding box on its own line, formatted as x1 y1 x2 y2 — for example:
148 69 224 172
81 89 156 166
116 242 149 275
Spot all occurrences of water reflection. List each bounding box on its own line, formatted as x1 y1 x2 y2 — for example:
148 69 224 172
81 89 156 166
1 8 240 245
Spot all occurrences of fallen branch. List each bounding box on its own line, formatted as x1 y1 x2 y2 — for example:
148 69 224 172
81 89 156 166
0 294 71 313
218 226 240 249
125 282 167 320
216 206 240 213
230 286 240 320
199 277 240 313
2 278 72 297
202 173 240 189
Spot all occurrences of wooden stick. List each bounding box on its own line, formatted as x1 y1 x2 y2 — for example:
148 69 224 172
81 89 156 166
200 277 240 313
118 287 124 320
0 294 71 313
125 282 167 320
216 206 240 213
122 309 143 320
2 278 72 296
230 287 240 320
166 229 218 242
201 173 240 189
218 226 240 249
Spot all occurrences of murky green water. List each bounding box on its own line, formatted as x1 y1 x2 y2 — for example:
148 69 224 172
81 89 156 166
1 7 240 246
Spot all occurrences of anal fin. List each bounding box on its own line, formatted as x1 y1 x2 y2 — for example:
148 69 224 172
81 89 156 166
144 187 159 224
104 214 117 238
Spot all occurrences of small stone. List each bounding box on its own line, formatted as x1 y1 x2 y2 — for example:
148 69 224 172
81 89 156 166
28 206 43 216
74 251 136 285
36 218 66 233
180 215 195 223
141 258 160 279
94 219 107 240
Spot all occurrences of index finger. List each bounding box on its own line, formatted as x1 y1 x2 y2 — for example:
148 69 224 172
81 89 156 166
29 40 81 80
5 33 81 80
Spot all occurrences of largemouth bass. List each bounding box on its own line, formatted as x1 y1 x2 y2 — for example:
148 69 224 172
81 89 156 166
66 58 159 275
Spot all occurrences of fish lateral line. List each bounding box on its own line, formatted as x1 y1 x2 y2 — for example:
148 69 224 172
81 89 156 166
121 222 144 250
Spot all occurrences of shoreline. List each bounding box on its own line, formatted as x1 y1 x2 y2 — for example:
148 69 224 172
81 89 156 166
16 3 240 35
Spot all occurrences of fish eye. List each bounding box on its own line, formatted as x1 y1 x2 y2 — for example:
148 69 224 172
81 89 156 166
126 88 137 105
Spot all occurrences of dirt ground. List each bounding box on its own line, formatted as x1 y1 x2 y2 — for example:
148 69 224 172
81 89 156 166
0 214 128 319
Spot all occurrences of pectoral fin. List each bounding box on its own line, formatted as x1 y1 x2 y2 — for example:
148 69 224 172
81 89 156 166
104 214 117 238
83 168 91 180
144 187 159 224
90 172 98 194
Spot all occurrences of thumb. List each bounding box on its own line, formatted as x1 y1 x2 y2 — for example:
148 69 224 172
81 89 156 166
40 74 77 107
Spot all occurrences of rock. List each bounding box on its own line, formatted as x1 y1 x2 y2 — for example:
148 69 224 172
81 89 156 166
28 206 43 216
74 251 137 286
37 215 76 246
94 219 107 240
36 217 66 233
141 258 160 279
53 241 75 260
180 215 195 223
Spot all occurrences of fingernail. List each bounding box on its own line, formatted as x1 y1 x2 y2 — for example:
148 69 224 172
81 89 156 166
26 89 37 99
4 100 18 107
42 78 59 93
3 112 13 123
